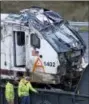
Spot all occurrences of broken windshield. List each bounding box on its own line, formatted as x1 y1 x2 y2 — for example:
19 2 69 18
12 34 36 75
41 22 83 53
41 25 71 52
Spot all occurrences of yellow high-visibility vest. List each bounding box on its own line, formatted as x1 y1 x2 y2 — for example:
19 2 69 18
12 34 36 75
18 78 37 97
5 82 14 102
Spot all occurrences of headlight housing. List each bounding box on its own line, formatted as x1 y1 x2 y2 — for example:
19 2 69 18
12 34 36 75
58 53 67 64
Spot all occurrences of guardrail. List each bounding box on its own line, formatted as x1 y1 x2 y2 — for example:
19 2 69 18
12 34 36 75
69 22 89 31
69 22 89 27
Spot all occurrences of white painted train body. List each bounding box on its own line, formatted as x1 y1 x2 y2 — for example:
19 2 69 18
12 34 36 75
1 7 86 85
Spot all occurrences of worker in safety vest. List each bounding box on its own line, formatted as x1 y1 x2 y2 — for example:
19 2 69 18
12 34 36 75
18 75 37 104
5 81 14 104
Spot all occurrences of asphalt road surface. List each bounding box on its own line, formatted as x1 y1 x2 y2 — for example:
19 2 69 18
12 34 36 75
79 31 88 63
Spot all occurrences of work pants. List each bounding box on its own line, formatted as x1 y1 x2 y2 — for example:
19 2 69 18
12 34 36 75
20 96 30 104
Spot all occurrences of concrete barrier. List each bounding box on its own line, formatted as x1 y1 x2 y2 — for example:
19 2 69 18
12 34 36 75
0 86 89 104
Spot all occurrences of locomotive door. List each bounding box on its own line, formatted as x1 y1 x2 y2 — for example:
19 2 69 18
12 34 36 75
13 31 25 67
